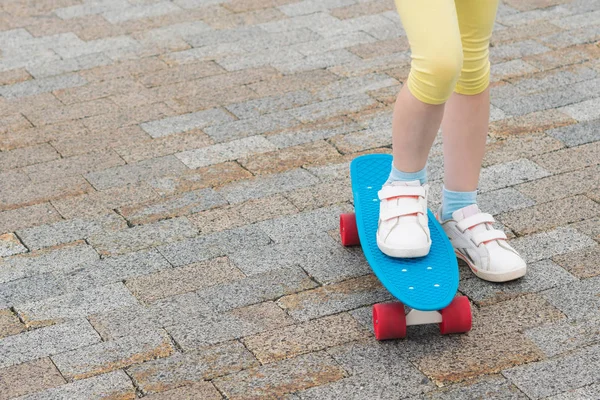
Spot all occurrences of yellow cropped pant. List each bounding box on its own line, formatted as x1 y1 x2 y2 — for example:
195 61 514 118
395 0 499 105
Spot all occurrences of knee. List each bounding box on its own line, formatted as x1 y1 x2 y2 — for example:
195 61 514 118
408 49 464 105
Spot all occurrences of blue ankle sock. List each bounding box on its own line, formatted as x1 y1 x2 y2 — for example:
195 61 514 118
441 187 477 220
386 164 427 185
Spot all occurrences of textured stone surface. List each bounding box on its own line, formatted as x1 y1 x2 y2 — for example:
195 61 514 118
1 1 599 398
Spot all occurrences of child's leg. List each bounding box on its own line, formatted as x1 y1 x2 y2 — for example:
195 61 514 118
391 0 463 179
377 0 463 258
441 0 498 217
439 0 526 283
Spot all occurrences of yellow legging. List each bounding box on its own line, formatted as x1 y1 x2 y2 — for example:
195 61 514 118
395 0 499 105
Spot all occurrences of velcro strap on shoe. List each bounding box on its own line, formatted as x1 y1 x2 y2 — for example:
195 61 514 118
473 230 507 245
378 185 425 200
380 204 425 220
457 213 495 232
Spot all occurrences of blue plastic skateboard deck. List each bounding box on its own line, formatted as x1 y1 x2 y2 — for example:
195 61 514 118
350 154 459 311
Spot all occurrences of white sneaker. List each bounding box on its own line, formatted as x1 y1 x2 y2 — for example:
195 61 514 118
376 180 431 258
438 204 526 282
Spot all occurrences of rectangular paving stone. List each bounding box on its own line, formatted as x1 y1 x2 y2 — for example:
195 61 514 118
553 245 600 278
226 90 315 120
243 313 367 363
266 118 361 149
545 383 600 400
0 309 25 339
502 344 600 399
314 72 398 101
158 224 270 266
511 227 597 264
233 194 299 224
143 381 222 399
15 370 136 400
255 205 344 242
85 155 189 191
560 97 600 122
482 132 565 167
119 188 227 225
525 316 600 358
0 358 66 400
213 352 346 400
478 159 551 192
23 149 126 183
489 108 576 139
217 168 319 204
16 282 138 327
477 187 535 216
459 259 578 306
0 319 100 369
176 135 276 169
288 93 377 123
0 248 171 308
285 180 352 211
204 111 300 143
515 165 600 203
0 242 99 284
542 276 600 319
0 233 27 257
299 341 434 400
499 195 600 235
239 140 341 175
545 119 600 147
278 274 391 322
415 375 527 400
88 216 197 256
52 330 173 381
140 108 234 138
126 256 243 304
0 144 59 172
0 73 87 100
128 340 257 394
17 213 127 250
166 302 295 350
197 266 317 313
532 141 600 173
274 49 363 74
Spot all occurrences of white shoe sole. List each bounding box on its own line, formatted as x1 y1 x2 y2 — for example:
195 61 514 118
456 251 526 283
377 237 431 258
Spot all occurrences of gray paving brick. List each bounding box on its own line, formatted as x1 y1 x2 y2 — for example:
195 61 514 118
414 375 527 399
0 233 27 257
17 213 126 251
53 36 141 60
175 135 277 169
512 66 597 94
560 97 600 122
88 216 197 256
51 330 172 381
274 49 363 74
478 159 551 192
158 224 270 267
510 227 597 264
127 341 258 393
0 243 99 285
0 249 170 308
0 319 100 369
299 341 434 399
166 302 295 350
503 344 600 399
477 187 535 215
0 74 87 99
459 260 578 305
85 155 188 191
217 48 304 71
291 31 376 57
217 168 319 204
278 275 391 322
260 12 348 35
120 188 227 225
204 111 300 143
26 53 112 79
226 91 315 120
267 120 362 149
197 266 317 313
493 86 590 117
525 316 600 358
15 370 135 400
140 108 234 138
316 73 398 101
288 93 376 123
546 383 600 400
15 282 138 326
278 0 355 17
492 59 538 81
490 40 550 63
541 276 600 319
255 205 342 242
102 1 181 23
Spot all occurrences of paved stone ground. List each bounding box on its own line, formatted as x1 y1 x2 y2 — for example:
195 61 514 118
0 0 599 398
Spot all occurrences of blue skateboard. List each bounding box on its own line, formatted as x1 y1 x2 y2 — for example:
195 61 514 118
340 154 471 339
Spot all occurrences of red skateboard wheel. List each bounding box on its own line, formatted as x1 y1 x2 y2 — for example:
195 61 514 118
439 296 472 334
373 302 407 340
340 213 360 246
